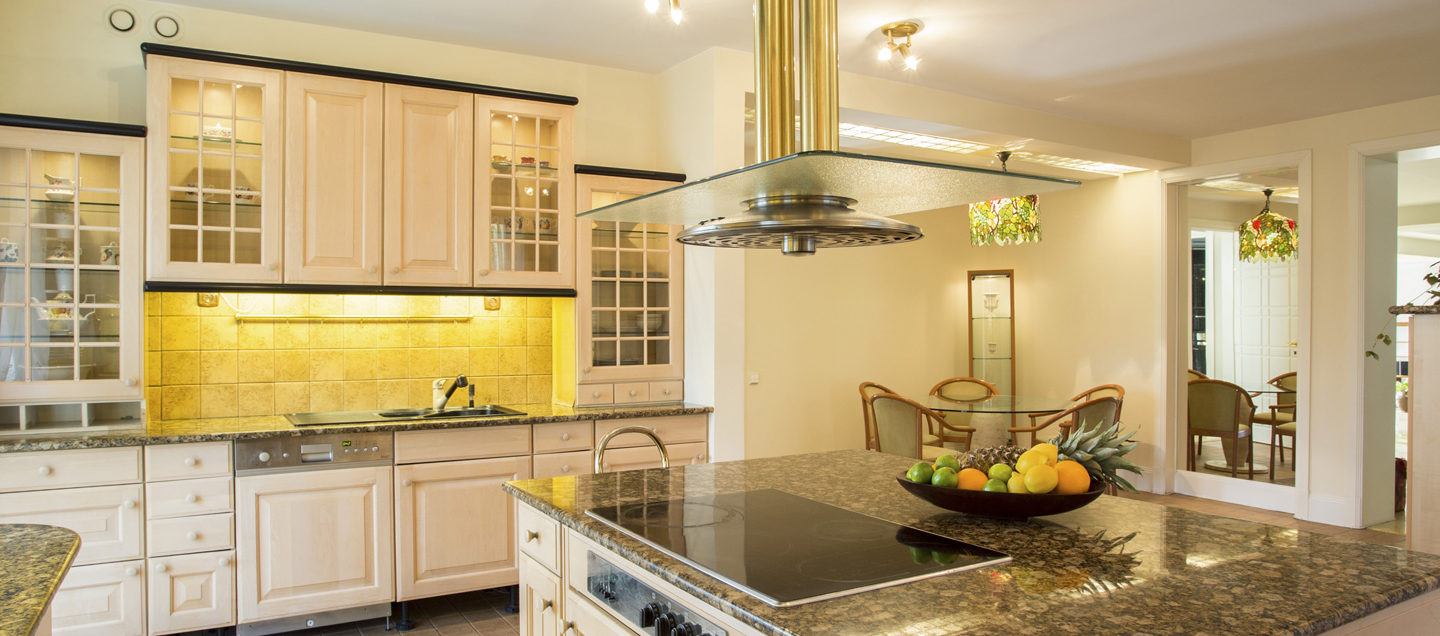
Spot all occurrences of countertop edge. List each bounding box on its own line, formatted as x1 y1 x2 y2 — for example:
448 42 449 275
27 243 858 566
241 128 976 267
1292 572 1440 635
1390 304 1440 315
0 524 81 636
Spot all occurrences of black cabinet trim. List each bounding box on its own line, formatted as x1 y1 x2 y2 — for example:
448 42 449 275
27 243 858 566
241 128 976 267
143 281 577 298
0 113 146 138
575 164 686 182
141 43 579 106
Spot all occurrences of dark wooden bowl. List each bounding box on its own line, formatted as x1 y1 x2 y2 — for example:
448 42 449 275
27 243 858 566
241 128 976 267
895 473 1105 519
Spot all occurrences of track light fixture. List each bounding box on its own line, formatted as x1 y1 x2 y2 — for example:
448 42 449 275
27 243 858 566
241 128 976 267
645 0 683 24
878 20 922 70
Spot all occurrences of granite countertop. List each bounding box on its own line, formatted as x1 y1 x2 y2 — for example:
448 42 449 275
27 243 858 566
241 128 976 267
0 524 80 636
0 403 712 454
504 449 1440 636
1390 304 1440 314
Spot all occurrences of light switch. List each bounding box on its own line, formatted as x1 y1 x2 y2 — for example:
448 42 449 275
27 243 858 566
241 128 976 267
196 293 219 308
484 297 502 311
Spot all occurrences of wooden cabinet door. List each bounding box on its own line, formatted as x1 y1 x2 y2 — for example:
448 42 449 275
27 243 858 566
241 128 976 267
147 550 236 635
284 72 384 284
236 466 393 622
474 97 574 288
394 456 530 600
0 484 144 565
383 85 473 286
51 560 146 636
599 442 707 473
517 555 560 636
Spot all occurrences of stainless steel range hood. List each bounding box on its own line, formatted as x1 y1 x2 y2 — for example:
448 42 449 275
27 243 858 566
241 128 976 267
579 0 1078 256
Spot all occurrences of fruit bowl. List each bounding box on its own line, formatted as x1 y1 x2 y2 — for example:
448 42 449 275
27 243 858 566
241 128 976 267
895 473 1105 519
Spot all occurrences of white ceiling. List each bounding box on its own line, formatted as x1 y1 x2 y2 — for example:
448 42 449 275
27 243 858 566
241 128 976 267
1399 153 1440 208
158 0 1440 139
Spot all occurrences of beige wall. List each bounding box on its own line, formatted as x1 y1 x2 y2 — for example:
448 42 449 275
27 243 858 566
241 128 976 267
0 0 663 170
743 173 1165 476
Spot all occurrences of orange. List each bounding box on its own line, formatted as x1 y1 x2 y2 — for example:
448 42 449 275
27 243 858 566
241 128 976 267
957 467 989 491
1055 460 1092 494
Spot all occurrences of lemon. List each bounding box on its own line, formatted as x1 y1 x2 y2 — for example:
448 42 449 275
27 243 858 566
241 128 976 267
1031 442 1060 467
957 467 989 491
934 454 962 472
906 462 935 484
1015 449 1047 474
1007 473 1028 493
1024 464 1059 494
1055 460 1092 494
987 463 1013 482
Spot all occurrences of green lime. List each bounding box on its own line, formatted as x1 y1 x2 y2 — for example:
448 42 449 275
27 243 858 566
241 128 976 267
932 550 959 565
982 478 1009 493
930 466 958 488
987 463 1013 482
909 546 930 564
934 454 962 472
906 462 935 484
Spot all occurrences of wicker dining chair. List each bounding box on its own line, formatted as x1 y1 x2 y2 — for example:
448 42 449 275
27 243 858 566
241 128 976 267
859 381 897 451
1251 372 1298 478
1009 396 1121 447
1027 384 1127 433
870 392 956 460
1187 379 1256 479
927 376 996 449
1186 369 1209 382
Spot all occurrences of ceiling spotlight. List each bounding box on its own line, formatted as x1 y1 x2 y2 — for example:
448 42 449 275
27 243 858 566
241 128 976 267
644 0 659 13
669 0 683 24
878 20 923 71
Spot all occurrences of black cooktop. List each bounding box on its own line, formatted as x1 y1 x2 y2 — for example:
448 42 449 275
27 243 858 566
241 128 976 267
586 489 1010 606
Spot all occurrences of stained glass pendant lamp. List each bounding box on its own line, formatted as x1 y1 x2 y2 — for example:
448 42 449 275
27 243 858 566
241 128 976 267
1238 188 1298 262
970 152 1041 246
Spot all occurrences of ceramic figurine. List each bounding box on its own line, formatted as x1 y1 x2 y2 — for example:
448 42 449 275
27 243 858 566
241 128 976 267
101 242 120 266
0 238 17 263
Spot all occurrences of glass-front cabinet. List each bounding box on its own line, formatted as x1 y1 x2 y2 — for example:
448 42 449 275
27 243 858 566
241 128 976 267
968 270 1015 395
475 98 574 288
0 125 144 420
146 56 283 282
573 174 683 404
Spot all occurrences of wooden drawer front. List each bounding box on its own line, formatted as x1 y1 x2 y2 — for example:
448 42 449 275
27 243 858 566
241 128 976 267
595 415 707 449
531 451 591 479
145 442 232 481
52 559 146 636
516 503 560 575
147 477 233 519
575 383 614 406
612 382 650 404
533 421 593 454
667 442 709 467
563 586 631 635
148 550 236 635
599 442 705 473
148 513 235 557
518 554 560 636
396 425 531 464
0 484 143 565
649 380 683 402
0 447 142 493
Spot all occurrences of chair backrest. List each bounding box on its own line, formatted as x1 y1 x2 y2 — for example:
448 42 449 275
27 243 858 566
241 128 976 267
1187 379 1255 436
1186 369 1209 382
859 381 895 450
928 376 998 402
870 392 942 459
1072 384 1126 421
1035 396 1122 443
1269 372 1298 407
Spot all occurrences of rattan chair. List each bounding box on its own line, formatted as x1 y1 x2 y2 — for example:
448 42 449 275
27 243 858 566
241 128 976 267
1186 369 1209 382
927 376 996 449
1027 384 1127 434
1009 396 1121 447
1188 379 1256 478
859 381 897 451
870 392 956 460
1252 372 1298 478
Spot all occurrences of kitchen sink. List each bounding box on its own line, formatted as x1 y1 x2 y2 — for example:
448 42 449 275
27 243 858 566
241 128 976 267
284 404 526 426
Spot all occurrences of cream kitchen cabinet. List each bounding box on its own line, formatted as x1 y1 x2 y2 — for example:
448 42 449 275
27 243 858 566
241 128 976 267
147 550 236 634
145 55 284 283
383 85 474 287
283 72 385 285
517 554 561 636
475 98 574 289
51 560 147 636
394 455 531 600
236 464 394 622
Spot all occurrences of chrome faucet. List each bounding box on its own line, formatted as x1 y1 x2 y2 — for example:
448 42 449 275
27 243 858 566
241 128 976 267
433 375 473 410
593 426 670 473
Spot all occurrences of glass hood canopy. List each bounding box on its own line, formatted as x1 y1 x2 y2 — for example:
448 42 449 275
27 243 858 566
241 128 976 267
577 150 1079 225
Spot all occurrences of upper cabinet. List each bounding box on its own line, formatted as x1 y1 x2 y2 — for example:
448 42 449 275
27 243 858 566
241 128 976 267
145 56 283 283
475 98 574 289
283 73 384 285
384 85 474 287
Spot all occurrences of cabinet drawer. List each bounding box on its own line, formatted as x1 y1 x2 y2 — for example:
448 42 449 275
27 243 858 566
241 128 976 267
145 442 231 481
564 586 628 636
533 421 593 454
612 382 650 404
0 484 144 565
598 442 706 473
649 380 683 402
0 447 142 493
516 503 560 574
575 383 614 406
595 415 707 449
147 476 233 519
148 513 234 557
531 451 591 479
148 550 236 634
396 425 530 464
52 559 146 636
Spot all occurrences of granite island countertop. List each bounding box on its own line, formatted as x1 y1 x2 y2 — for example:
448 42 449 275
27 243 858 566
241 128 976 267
503 449 1440 636
0 402 711 453
0 524 80 636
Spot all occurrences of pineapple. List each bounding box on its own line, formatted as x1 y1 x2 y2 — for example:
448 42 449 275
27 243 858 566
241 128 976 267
1050 420 1142 491
961 444 1023 471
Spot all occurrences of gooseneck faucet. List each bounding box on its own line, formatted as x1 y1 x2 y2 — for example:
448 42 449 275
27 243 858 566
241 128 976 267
433 375 473 410
593 426 670 473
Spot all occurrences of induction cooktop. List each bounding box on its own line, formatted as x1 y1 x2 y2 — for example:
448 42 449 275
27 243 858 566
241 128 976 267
586 489 1010 607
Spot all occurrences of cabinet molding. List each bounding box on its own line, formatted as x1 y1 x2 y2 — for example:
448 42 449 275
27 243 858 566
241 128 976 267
0 113 146 137
142 280 576 297
574 164 685 182
383 85 474 287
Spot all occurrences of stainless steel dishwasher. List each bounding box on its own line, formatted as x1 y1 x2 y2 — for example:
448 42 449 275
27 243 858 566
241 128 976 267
234 432 395 636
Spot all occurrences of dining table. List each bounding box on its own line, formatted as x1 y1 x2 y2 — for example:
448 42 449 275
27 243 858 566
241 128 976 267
925 394 1072 448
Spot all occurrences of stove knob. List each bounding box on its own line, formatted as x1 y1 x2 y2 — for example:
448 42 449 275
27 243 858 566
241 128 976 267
256 451 271 463
655 612 675 634
639 603 659 627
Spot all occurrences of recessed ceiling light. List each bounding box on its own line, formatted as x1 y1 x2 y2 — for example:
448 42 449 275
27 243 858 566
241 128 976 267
1011 152 1145 176
837 122 989 154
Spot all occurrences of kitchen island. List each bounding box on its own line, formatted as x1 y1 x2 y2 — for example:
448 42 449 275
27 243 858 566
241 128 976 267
0 524 81 636
504 449 1440 635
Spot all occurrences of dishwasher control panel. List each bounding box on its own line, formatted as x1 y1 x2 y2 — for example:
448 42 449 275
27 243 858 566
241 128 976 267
235 431 393 473
584 550 726 636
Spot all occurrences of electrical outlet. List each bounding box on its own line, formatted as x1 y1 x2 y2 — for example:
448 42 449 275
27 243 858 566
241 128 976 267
484 297 501 311
196 293 219 308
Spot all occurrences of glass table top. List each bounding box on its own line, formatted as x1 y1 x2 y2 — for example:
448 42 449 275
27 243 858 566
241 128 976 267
925 394 1070 414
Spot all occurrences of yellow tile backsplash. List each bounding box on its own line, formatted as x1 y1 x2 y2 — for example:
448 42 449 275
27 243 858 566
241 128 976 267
144 292 554 420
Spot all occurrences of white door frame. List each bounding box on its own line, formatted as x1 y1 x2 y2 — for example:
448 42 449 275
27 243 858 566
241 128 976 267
1159 151 1313 516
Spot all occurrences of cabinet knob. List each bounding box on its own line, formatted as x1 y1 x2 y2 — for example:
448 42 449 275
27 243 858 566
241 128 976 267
123 499 137 509
155 563 170 573
526 530 540 543
267 262 279 272
628 389 638 397
694 454 705 463
124 566 138 577
185 494 198 504
562 621 576 635
478 268 491 276
183 457 197 467
187 531 200 541
389 267 401 275
402 479 412 487
560 465 571 473
560 432 571 441
124 377 138 387
36 465 52 476
257 451 272 463
662 388 672 395
541 599 554 612
218 556 231 567
367 265 378 275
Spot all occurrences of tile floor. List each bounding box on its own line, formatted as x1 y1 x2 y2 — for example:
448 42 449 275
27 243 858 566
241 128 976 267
1118 490 1409 548
195 588 522 636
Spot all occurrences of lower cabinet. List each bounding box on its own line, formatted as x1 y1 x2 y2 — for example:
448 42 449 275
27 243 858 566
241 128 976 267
517 555 561 636
0 484 144 566
50 560 146 636
395 456 531 600
147 551 236 634
599 442 707 473
236 465 394 622
562 587 630 635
